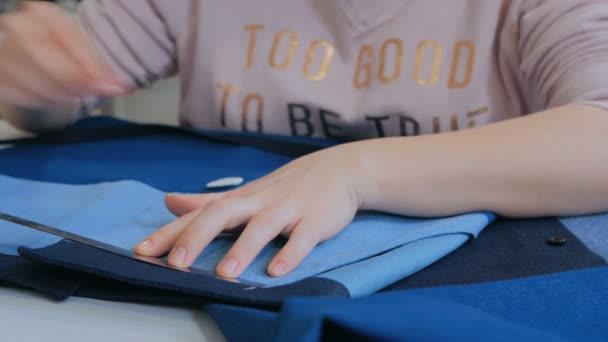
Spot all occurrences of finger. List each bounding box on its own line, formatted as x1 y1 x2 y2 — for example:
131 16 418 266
0 84 53 109
166 172 290 216
168 198 264 268
0 12 21 31
164 192 226 217
1 13 87 96
0 9 122 100
24 3 129 92
166 170 293 216
72 24 130 94
24 2 120 84
267 218 323 277
24 40 119 97
216 205 296 278
0 16 11 31
134 209 201 257
0 59 79 107
0 18 72 106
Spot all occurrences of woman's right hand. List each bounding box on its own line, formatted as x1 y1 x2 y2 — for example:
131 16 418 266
0 2 129 112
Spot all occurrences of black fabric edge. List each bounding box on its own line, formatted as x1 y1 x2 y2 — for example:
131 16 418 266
18 240 350 308
0 253 82 300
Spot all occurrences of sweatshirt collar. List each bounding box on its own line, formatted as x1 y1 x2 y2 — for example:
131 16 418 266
331 0 409 37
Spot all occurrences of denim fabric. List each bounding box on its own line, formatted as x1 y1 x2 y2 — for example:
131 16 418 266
319 234 469 297
560 214 608 261
0 118 294 194
385 217 607 290
0 254 81 300
0 174 491 288
2 116 605 327
207 267 608 342
19 240 350 306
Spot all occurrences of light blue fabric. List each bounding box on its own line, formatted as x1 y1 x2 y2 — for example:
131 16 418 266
0 175 492 287
560 214 608 261
0 176 168 255
318 234 469 297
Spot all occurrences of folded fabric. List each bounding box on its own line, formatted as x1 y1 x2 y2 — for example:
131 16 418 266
207 266 608 342
0 118 303 193
560 214 608 261
387 217 607 291
0 174 492 301
2 117 608 342
2 117 607 340
1 118 605 296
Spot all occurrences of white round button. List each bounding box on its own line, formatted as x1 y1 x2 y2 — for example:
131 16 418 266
206 177 244 189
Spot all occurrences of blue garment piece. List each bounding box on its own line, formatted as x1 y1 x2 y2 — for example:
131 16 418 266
1 117 607 341
0 117 604 297
560 214 608 261
319 234 469 297
207 304 279 342
0 176 169 256
0 174 491 288
0 119 294 193
386 217 607 291
18 240 351 305
0 117 494 304
207 266 608 342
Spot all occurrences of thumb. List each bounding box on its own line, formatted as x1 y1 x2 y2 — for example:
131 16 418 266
164 193 224 216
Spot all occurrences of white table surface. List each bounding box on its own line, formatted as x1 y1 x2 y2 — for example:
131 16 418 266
0 287 226 341
0 120 30 141
0 120 226 342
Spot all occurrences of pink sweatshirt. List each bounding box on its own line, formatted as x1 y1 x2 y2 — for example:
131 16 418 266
80 0 608 139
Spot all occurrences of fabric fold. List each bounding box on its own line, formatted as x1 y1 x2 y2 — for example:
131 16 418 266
0 174 492 301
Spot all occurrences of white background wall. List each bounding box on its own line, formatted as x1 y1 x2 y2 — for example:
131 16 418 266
111 77 180 126
0 120 27 139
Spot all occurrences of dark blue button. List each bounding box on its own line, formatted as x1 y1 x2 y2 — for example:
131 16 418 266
546 236 567 246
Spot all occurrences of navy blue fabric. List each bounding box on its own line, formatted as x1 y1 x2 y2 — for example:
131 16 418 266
18 240 349 307
0 254 80 300
0 119 333 158
0 116 491 305
74 272 206 307
0 174 490 289
205 304 279 342
0 118 296 193
2 117 608 341
384 217 607 290
207 267 608 342
0 117 344 302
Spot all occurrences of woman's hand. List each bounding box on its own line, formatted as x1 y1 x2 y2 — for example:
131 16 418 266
0 2 128 112
135 145 365 278
134 105 608 279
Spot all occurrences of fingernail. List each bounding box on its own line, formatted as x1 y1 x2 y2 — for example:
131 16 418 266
169 247 187 268
167 192 189 197
219 257 238 277
92 81 127 95
65 84 91 96
271 260 287 277
137 240 152 251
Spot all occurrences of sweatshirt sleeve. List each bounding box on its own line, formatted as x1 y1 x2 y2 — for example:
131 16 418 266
517 0 608 112
79 0 179 89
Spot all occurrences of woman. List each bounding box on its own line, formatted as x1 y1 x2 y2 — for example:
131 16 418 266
1 0 607 279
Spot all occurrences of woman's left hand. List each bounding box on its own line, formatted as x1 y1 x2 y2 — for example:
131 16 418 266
134 144 365 278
